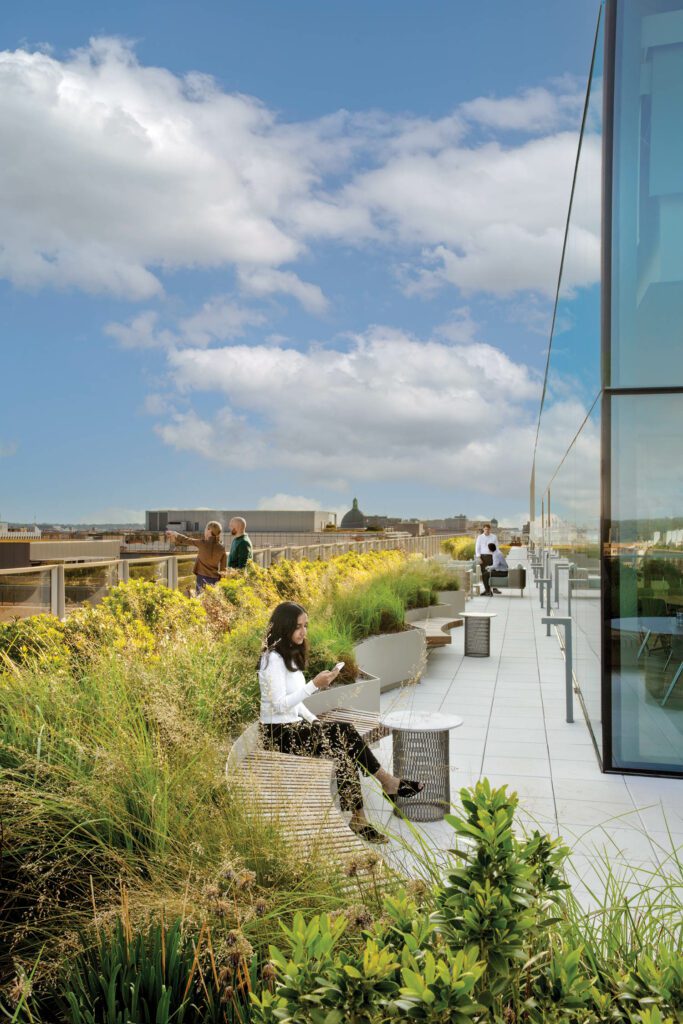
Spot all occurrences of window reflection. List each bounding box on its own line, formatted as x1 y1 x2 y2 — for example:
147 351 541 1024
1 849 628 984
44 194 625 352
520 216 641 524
611 0 683 386
608 393 683 772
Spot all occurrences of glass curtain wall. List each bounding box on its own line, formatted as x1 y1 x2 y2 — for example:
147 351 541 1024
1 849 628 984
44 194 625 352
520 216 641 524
532 0 683 776
604 0 683 775
531 5 605 759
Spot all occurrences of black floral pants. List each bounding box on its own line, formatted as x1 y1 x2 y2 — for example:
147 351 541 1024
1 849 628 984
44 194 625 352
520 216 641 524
261 720 380 811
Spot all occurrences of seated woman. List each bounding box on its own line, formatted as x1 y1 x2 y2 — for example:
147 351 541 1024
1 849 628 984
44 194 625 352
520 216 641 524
258 601 424 845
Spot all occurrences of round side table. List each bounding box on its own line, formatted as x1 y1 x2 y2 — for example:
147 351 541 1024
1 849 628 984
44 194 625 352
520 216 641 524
379 710 463 822
459 611 497 657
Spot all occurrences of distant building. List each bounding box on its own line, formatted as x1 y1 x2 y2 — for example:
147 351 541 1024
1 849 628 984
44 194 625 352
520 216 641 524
340 498 366 530
0 538 121 570
423 514 468 533
0 523 41 539
146 508 337 533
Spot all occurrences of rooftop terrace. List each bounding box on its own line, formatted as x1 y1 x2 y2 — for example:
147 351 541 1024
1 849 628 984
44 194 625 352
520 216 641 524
362 549 682 906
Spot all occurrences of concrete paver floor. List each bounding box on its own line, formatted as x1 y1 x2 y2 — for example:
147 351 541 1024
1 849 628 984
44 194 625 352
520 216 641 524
360 551 682 905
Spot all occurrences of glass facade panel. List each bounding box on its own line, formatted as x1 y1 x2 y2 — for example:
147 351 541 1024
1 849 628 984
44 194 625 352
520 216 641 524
611 0 683 386
546 402 602 751
532 0 683 776
534 10 603 504
607 393 683 772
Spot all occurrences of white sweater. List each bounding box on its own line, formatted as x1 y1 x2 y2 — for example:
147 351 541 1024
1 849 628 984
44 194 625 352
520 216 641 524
259 651 318 724
475 533 499 558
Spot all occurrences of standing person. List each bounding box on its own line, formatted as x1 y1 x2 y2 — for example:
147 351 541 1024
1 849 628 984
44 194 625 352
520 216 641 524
475 523 499 594
228 517 253 569
482 542 508 596
166 521 226 594
258 602 424 844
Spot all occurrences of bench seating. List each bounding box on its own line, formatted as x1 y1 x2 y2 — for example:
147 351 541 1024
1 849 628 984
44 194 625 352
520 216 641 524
485 565 527 597
406 616 462 648
226 708 391 881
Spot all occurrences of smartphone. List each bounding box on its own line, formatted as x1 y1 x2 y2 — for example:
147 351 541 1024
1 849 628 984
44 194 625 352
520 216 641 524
333 661 345 672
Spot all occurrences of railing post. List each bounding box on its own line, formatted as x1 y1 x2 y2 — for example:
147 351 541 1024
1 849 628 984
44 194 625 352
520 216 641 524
120 559 130 583
541 615 574 723
553 560 570 607
168 556 178 590
52 564 65 619
538 578 551 623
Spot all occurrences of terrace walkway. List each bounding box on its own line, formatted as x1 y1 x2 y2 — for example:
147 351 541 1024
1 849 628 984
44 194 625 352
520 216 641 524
360 550 682 906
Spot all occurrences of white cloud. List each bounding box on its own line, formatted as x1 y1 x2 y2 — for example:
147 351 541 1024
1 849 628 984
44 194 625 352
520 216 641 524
0 39 596 304
0 39 311 298
0 441 18 457
461 84 584 133
105 298 264 349
257 493 326 511
152 326 543 503
237 267 329 314
346 131 600 298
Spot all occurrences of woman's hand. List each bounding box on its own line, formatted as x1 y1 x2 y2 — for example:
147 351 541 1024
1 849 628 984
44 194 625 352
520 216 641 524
312 666 342 690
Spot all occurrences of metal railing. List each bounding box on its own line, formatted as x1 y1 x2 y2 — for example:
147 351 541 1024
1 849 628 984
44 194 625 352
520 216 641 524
0 534 447 621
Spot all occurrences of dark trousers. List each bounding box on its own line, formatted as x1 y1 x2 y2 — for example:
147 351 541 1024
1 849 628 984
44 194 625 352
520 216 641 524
196 573 220 594
261 720 380 812
478 554 493 593
482 566 506 594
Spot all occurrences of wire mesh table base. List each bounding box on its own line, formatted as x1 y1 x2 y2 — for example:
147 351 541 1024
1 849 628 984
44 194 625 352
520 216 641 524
392 727 450 821
464 615 491 657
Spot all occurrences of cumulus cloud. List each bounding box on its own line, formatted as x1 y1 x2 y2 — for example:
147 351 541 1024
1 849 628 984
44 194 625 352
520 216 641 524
0 38 595 305
105 297 265 349
460 83 584 133
151 326 543 501
347 131 600 298
0 39 311 298
237 267 329 314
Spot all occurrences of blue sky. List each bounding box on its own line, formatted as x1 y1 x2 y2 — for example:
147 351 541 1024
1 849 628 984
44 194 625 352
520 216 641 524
0 0 601 526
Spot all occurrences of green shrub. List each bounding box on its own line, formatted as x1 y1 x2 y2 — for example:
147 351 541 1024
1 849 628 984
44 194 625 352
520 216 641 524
7 781 683 1023
0 615 70 672
440 536 476 560
306 617 359 683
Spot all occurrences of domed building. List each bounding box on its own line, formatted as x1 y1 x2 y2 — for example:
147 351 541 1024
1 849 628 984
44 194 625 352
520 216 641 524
340 497 367 530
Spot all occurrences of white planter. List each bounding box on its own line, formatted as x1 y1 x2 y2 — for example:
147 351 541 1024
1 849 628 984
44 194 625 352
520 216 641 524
304 672 380 715
405 603 455 623
354 627 426 694
436 590 466 615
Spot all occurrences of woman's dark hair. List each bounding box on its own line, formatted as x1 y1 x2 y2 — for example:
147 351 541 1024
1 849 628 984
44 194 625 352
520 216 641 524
260 601 308 671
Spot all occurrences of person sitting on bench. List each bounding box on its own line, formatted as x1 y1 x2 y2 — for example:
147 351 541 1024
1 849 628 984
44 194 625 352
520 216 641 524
482 542 508 596
258 601 424 845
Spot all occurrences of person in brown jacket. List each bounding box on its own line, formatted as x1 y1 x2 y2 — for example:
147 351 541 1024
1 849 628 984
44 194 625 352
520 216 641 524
166 521 226 594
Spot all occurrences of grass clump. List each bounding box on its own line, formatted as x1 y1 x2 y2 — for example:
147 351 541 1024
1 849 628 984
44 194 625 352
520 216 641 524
11 780 679 1023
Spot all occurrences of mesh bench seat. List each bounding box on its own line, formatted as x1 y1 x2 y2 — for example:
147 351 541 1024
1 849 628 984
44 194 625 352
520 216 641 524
226 708 391 882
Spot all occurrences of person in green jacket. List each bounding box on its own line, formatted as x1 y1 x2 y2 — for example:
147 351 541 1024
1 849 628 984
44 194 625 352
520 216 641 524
228 517 253 569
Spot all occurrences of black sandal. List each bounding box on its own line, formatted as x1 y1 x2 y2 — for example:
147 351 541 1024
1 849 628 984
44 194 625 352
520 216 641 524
396 779 425 798
350 823 389 845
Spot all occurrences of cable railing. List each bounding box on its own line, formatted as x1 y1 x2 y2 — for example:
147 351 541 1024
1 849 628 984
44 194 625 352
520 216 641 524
0 535 446 621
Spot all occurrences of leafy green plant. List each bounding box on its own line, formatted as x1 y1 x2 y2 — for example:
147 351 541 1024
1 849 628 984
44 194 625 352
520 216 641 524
58 916 252 1024
435 780 571 1015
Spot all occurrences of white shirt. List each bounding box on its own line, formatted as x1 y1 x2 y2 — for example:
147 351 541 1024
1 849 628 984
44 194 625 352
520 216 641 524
259 651 318 724
492 549 508 571
475 533 499 558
